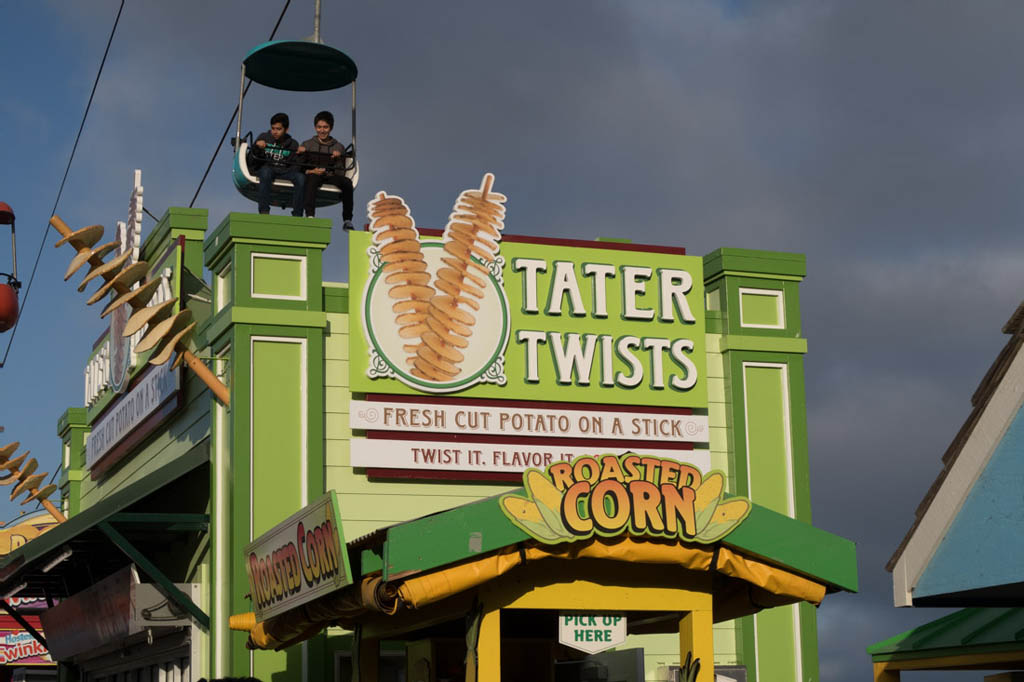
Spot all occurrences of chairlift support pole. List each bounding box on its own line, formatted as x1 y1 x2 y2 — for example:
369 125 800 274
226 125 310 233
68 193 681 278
313 0 322 43
8 222 15 283
351 79 357 161
236 64 246 147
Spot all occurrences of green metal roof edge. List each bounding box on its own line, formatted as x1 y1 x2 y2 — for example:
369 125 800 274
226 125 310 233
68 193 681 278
380 491 857 592
867 607 1024 661
0 442 209 581
723 501 858 592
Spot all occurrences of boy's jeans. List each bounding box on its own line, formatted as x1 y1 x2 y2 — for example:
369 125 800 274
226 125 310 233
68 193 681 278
257 165 305 216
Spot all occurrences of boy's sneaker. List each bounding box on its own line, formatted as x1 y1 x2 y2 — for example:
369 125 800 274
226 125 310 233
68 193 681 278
343 220 354 231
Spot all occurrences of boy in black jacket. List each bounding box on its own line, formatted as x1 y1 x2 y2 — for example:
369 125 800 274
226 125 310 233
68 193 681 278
298 111 354 230
252 112 305 216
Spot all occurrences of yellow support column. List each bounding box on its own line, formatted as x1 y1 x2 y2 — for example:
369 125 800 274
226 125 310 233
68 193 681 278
679 609 714 682
477 607 502 681
873 662 900 682
358 634 379 682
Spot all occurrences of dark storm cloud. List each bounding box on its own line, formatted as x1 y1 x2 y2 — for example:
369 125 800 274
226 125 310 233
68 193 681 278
10 1 1024 679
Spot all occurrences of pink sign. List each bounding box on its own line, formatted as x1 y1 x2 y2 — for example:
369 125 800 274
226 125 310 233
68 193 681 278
0 621 51 665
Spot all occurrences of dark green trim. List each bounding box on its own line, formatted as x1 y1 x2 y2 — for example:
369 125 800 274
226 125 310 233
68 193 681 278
703 248 806 280
871 640 1024 663
324 284 350 314
203 306 328 343
108 512 210 531
360 548 384 575
378 490 856 591
145 208 209 275
203 213 332 270
706 311 723 335
868 607 1024 662
98 520 211 630
0 443 209 574
717 275 803 339
719 335 807 354
57 407 89 518
723 500 856 591
799 601 820 682
726 350 813 523
740 615 756 682
56 407 87 438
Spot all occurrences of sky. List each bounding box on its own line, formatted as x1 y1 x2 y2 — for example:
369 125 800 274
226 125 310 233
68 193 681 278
2 1 1024 680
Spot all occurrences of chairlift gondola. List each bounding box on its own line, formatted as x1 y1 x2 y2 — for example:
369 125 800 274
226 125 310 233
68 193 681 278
231 30 359 210
0 202 20 333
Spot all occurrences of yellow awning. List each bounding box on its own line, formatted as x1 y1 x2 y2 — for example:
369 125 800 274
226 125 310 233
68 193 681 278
235 535 828 650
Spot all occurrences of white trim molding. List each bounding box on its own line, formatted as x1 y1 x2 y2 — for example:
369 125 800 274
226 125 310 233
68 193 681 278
250 252 307 301
738 287 785 330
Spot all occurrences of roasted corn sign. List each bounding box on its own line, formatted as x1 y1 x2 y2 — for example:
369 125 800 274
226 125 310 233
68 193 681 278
500 454 750 544
348 173 706 407
244 492 352 621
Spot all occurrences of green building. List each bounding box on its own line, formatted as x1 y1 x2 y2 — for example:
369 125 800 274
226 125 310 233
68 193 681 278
0 199 854 682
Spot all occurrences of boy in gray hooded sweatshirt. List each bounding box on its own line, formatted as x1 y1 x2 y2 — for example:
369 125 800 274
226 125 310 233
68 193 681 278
298 111 354 230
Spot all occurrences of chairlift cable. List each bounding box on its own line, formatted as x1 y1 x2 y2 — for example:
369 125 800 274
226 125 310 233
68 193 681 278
189 0 293 209
0 0 125 369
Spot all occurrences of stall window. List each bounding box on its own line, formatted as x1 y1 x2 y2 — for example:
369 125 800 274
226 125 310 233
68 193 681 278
335 650 406 682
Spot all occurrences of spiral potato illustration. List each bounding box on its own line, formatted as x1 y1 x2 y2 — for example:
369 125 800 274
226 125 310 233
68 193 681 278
367 192 435 360
412 173 506 382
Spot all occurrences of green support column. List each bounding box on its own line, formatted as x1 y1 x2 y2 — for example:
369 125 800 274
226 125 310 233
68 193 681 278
703 247 818 682
203 213 332 682
56 408 88 519
146 208 209 274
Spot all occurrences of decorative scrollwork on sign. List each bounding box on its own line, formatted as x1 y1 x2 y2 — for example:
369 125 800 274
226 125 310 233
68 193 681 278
367 246 383 274
487 255 505 285
481 356 507 386
366 349 395 380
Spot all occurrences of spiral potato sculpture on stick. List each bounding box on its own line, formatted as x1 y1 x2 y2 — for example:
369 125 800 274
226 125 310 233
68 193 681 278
413 173 506 382
367 192 435 362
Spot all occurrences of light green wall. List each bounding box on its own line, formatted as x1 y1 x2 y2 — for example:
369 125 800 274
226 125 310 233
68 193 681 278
251 254 304 298
756 605 799 681
324 308 517 539
252 339 306 534
743 364 793 516
739 290 783 328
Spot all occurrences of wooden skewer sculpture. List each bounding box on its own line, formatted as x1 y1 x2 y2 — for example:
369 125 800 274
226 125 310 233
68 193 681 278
0 441 64 523
49 215 230 405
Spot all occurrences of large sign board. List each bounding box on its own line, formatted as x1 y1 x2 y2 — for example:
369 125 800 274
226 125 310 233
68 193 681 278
0 512 58 555
499 455 750 545
349 220 706 408
244 492 351 622
85 361 180 472
83 236 185 476
84 235 183 415
348 180 708 480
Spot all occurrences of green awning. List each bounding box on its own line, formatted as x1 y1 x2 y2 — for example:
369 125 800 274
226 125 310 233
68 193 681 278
869 607 1024 666
0 443 209 599
376 492 858 593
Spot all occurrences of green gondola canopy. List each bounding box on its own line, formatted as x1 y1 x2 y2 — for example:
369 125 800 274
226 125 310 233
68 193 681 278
243 40 358 91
